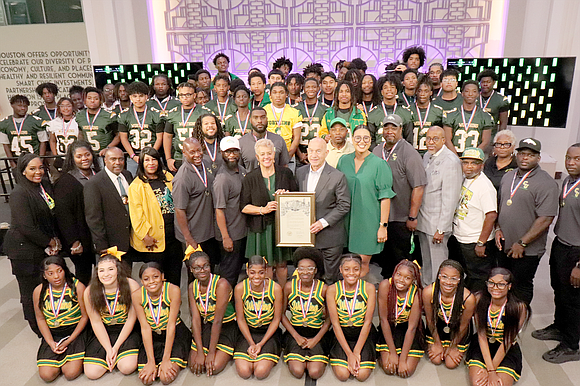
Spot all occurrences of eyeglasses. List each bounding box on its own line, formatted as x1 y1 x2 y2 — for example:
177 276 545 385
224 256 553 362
297 267 316 273
486 280 509 289
442 78 457 83
191 264 210 273
494 142 512 149
439 274 460 283
353 135 371 143
426 136 441 143
179 93 195 98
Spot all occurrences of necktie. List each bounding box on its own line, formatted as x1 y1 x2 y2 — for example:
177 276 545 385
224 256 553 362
118 176 129 211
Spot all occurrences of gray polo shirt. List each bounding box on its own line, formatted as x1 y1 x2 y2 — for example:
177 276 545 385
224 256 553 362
372 139 427 222
498 166 559 256
238 131 290 172
554 175 580 246
213 164 248 241
172 160 215 243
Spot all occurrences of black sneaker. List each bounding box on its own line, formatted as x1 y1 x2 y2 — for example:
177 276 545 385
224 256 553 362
532 324 563 341
542 344 580 364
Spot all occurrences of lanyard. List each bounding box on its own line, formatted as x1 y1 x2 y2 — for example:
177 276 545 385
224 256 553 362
147 285 164 327
12 115 26 136
253 132 267 142
304 101 319 125
49 283 68 320
133 106 147 131
62 118 73 138
153 95 170 111
299 279 315 322
438 291 455 326
381 140 400 162
461 105 477 131
40 185 55 209
204 141 217 163
251 280 266 321
563 178 580 200
401 93 411 106
197 274 213 320
44 105 56 120
395 286 411 320
381 101 397 117
509 169 533 201
480 91 495 110
488 300 507 337
87 108 101 130
415 102 431 134
272 105 286 128
362 102 373 117
341 280 359 321
192 163 207 188
217 98 230 121
236 111 250 135
181 106 195 127
104 288 119 317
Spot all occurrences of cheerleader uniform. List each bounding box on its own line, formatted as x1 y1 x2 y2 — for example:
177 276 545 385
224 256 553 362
137 282 192 370
84 289 141 369
283 278 328 363
329 280 377 370
425 287 471 353
190 274 239 356
37 278 86 367
466 307 522 382
234 278 282 363
376 282 424 357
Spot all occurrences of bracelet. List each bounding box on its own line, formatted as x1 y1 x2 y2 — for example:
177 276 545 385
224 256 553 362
488 369 496 372
259 207 263 215
130 154 136 159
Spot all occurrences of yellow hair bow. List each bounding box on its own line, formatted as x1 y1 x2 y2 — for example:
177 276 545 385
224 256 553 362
183 244 203 261
102 246 126 261
412 260 421 270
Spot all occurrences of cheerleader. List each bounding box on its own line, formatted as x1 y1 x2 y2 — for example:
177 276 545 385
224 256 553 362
234 255 284 379
132 263 191 385
376 260 423 378
185 250 238 376
83 251 141 379
467 268 531 386
327 254 376 381
32 256 88 382
423 260 475 369
282 247 330 379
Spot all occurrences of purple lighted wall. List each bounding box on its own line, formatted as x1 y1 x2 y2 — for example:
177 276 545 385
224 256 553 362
150 0 501 76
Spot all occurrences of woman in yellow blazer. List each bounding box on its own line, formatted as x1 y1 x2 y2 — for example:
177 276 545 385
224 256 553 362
128 147 184 287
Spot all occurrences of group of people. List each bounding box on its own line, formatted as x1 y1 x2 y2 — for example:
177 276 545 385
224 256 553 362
1 45 579 385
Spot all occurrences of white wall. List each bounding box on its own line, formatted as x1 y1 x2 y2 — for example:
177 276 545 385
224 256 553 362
504 0 580 172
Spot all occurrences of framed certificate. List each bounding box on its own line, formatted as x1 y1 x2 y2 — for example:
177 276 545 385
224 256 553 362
275 192 316 247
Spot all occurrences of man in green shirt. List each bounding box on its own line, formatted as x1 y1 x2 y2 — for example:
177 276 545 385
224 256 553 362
407 77 444 155
0 95 48 166
203 74 237 123
433 69 464 113
294 77 328 164
443 80 494 155
249 72 271 109
118 81 163 175
76 87 119 159
31 82 59 126
477 69 510 136
147 74 181 117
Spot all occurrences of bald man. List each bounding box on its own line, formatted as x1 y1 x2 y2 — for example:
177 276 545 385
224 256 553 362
296 138 351 283
416 126 463 285
173 138 221 273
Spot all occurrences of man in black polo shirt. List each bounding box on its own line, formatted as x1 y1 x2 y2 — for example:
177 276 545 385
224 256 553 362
372 114 426 277
495 138 559 304
532 143 580 364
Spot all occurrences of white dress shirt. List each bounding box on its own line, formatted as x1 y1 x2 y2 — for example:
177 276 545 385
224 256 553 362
307 162 329 228
105 166 129 197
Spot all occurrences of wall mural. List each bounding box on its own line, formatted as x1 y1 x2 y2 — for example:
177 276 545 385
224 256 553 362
159 0 495 76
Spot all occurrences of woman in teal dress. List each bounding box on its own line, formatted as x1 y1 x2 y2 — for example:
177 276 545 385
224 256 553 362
337 126 395 277
241 138 298 288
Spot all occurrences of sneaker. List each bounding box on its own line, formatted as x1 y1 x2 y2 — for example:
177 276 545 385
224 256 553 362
532 324 563 341
542 344 580 364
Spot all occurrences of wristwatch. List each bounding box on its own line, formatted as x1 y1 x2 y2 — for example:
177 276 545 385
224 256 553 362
408 216 417 221
379 222 388 228
476 240 485 247
517 239 528 248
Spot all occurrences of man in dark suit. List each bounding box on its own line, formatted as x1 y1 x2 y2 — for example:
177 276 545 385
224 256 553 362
296 137 350 283
84 147 133 254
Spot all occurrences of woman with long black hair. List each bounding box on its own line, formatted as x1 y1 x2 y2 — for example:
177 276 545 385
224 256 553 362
467 268 531 386
5 153 61 336
53 140 100 285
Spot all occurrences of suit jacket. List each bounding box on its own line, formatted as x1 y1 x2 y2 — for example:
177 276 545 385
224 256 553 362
296 163 350 249
417 146 463 235
53 172 92 250
84 169 133 253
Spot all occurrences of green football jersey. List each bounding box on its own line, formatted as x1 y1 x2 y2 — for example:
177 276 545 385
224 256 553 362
0 114 47 155
250 92 271 109
397 92 416 107
203 98 238 122
31 105 57 126
76 108 118 152
223 110 251 138
432 94 464 114
408 102 445 154
146 96 181 118
367 102 415 145
165 105 204 160
294 101 328 151
117 106 163 151
443 106 495 153
478 91 510 126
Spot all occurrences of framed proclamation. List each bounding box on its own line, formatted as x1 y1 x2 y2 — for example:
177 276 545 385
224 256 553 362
275 192 316 247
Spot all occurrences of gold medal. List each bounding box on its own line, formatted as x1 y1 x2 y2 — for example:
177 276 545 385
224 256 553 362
109 319 117 325
155 329 162 335
561 201 565 207
488 337 496 344
347 319 353 327
506 199 512 206
203 317 207 324
302 321 308 327
205 190 210 196
256 322 263 328
211 162 217 170
53 320 60 328
443 326 451 334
